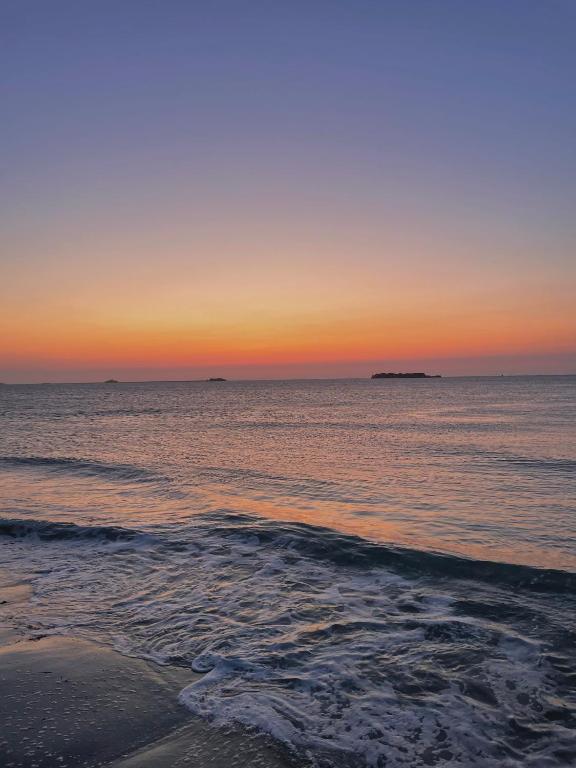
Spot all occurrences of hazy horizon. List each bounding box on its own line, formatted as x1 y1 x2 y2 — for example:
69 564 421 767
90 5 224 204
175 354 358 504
2 350 575 384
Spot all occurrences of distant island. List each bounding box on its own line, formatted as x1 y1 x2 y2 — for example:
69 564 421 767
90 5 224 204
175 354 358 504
371 372 441 379
104 379 119 384
207 377 227 382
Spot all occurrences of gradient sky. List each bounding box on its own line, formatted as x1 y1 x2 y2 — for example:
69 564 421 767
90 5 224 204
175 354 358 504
1 0 575 382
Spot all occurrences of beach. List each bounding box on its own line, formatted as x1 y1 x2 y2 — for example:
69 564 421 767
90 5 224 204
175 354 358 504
0 378 575 766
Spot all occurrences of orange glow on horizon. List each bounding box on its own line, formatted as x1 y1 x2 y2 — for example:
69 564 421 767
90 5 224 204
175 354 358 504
2 296 574 371
2 217 574 377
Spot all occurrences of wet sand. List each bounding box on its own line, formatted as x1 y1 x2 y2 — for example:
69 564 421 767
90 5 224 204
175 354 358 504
0 572 298 768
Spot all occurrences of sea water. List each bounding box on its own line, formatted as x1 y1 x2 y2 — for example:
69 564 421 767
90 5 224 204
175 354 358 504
0 377 575 766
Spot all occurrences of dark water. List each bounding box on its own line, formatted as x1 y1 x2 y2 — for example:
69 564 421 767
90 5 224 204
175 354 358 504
0 377 575 766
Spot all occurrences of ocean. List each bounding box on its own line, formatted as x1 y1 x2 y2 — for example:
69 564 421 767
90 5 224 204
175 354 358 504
0 376 575 766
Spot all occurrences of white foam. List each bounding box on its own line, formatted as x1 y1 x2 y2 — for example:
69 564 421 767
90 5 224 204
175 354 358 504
1 526 574 767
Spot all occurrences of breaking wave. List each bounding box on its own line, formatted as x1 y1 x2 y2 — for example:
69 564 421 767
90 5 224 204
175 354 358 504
0 517 144 543
1 512 575 767
1 512 574 593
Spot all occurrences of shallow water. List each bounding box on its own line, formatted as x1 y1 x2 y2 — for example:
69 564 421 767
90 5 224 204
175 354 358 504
0 377 575 766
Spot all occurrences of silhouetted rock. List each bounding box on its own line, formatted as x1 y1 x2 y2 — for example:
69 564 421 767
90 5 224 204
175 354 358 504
371 372 441 379
104 379 119 384
207 377 227 382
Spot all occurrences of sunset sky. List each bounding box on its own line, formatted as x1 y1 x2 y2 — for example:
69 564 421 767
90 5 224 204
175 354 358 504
2 1 575 382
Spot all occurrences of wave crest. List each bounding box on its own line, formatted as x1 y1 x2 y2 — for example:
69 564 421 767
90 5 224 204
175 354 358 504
0 517 143 543
0 455 160 484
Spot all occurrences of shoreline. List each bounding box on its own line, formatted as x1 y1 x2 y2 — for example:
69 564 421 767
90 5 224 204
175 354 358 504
0 571 300 768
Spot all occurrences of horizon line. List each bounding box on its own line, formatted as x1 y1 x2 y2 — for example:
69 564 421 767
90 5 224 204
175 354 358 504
2 373 576 386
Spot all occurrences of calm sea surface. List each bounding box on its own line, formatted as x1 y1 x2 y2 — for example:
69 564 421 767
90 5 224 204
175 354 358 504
1 377 575 766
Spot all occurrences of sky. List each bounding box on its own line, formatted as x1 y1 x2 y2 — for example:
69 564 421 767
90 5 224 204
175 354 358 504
1 0 575 382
